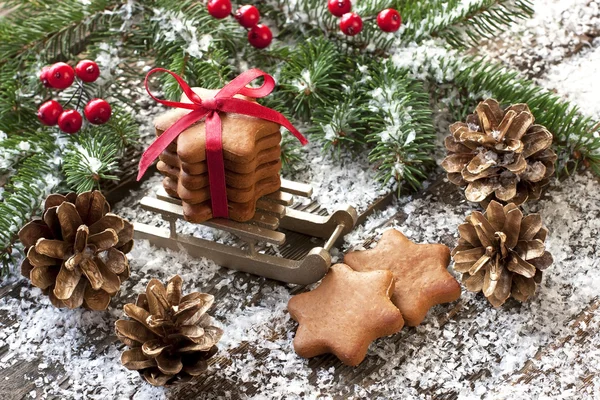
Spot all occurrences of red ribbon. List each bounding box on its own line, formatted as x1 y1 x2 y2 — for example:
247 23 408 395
139 68 308 218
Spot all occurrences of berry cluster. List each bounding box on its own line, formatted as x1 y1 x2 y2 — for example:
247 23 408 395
207 1 272 49
38 60 112 134
328 0 402 36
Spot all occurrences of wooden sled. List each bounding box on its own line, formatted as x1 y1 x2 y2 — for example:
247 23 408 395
134 179 362 285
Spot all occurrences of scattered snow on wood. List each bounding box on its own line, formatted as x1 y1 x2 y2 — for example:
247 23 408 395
1 0 600 398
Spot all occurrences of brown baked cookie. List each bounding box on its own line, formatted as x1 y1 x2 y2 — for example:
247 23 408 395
158 132 281 173
158 150 181 168
163 179 179 199
178 160 283 191
163 174 280 204
177 124 280 164
179 179 281 223
158 159 282 190
159 131 281 172
344 229 461 327
176 118 279 164
154 88 255 132
181 199 257 223
157 161 179 181
160 144 282 175
182 145 282 175
155 108 186 153
158 160 283 190
155 107 191 135
287 264 404 366
154 88 280 163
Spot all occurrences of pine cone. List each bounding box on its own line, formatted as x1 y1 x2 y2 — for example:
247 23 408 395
18 191 134 310
452 201 553 307
116 276 223 387
442 99 557 205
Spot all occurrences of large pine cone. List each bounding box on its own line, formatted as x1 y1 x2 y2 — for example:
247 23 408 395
442 99 557 205
18 191 134 310
452 201 553 307
116 276 223 387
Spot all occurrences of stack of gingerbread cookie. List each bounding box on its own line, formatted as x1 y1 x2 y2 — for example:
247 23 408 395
154 88 283 223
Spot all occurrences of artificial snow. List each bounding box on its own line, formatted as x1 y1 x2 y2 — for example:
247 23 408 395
1 0 600 398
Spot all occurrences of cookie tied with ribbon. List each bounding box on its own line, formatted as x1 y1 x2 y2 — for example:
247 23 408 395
139 68 307 223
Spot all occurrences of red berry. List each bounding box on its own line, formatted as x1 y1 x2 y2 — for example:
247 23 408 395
235 5 260 28
40 66 52 88
75 60 100 83
37 100 63 126
328 0 352 17
58 110 83 134
377 8 402 33
339 12 363 36
84 98 112 125
248 24 273 49
47 62 75 90
207 0 231 19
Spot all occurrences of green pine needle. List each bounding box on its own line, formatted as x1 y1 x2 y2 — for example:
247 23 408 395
366 61 436 192
279 38 349 120
63 133 120 193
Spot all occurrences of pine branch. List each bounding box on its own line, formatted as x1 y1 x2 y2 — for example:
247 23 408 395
62 108 138 193
0 130 56 179
0 0 121 66
279 38 350 120
162 49 235 101
99 107 139 151
307 66 373 155
0 152 60 275
0 78 40 137
307 94 370 155
280 133 303 173
401 0 533 48
138 1 243 59
452 58 600 175
63 134 119 193
366 61 436 191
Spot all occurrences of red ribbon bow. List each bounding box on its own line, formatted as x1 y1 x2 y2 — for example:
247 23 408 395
139 68 308 218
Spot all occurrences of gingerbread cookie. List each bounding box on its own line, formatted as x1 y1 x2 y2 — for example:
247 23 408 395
157 126 281 166
344 229 461 326
179 183 278 222
159 144 282 175
288 264 404 366
176 117 279 164
158 160 283 190
182 199 259 223
154 88 280 163
163 175 282 223
154 88 255 131
178 160 283 191
163 175 281 204
156 161 179 181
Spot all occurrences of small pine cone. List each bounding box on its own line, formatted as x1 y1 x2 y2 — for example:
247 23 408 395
116 276 223 387
442 99 557 205
452 201 553 307
18 191 134 310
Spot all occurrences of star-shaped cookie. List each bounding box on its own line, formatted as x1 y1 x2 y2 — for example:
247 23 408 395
287 264 404 366
344 229 461 326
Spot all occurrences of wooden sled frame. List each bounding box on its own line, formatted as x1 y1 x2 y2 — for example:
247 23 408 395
134 179 358 285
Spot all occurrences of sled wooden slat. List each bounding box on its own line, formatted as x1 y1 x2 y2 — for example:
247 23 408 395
264 190 294 205
140 196 285 245
280 179 312 197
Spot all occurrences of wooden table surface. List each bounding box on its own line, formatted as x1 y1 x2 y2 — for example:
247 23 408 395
0 177 598 399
